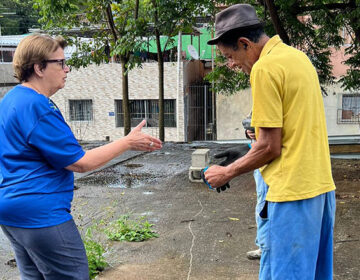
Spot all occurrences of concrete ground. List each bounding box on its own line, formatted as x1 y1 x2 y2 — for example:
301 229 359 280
1 142 359 280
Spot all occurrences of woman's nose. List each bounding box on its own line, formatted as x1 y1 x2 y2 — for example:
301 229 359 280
64 65 71 73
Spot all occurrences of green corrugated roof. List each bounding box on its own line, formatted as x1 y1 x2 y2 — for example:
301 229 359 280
140 27 215 60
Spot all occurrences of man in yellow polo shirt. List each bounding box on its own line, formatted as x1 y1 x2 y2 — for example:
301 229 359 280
205 4 336 279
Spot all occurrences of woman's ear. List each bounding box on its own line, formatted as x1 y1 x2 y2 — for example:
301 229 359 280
33 63 45 77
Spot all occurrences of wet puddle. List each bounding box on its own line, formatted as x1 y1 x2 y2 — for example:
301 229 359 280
77 172 161 189
76 144 195 189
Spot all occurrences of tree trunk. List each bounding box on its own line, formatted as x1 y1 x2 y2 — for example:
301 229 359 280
348 0 360 44
152 0 165 141
105 4 131 135
264 0 290 45
155 30 165 141
121 56 131 135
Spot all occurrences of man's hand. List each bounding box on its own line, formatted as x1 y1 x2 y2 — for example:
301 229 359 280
204 165 230 188
214 144 250 166
216 182 230 193
245 129 256 140
201 167 230 193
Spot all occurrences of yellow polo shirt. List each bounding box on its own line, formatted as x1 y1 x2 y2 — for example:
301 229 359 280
250 35 335 202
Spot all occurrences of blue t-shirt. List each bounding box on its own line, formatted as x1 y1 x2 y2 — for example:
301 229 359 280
0 85 85 228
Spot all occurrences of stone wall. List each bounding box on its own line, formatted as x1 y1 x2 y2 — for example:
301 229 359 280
322 84 360 136
216 84 360 140
0 63 17 84
0 64 18 100
53 62 184 142
216 88 252 140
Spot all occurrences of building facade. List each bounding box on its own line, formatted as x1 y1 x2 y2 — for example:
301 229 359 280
1 33 359 142
52 62 185 142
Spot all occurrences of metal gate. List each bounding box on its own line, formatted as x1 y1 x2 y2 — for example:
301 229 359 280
185 82 216 141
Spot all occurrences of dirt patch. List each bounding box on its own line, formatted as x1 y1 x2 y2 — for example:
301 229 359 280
1 144 359 280
331 158 360 280
77 171 159 189
94 151 360 280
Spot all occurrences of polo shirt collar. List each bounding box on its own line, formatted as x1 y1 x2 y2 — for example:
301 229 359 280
259 35 282 59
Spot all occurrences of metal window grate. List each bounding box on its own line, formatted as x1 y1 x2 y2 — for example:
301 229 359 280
186 83 214 141
338 94 360 124
69 99 93 121
115 99 176 127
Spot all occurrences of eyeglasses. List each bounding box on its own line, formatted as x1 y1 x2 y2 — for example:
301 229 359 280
43 59 67 69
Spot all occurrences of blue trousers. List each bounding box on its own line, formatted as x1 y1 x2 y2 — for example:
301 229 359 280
253 169 268 247
257 188 336 280
1 219 89 280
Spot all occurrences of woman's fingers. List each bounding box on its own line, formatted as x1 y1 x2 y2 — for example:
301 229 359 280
126 120 162 151
134 120 146 131
143 137 162 151
129 135 162 152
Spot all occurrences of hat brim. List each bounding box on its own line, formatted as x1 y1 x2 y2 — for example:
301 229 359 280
207 22 264 45
207 36 221 45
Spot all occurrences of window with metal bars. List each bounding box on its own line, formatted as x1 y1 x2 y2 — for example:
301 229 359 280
69 99 93 121
115 99 176 127
0 50 15 62
338 94 360 123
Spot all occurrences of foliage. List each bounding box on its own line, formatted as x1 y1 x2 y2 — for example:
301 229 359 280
140 0 210 141
339 44 360 91
104 215 158 242
84 227 108 280
206 0 360 94
0 0 40 35
33 0 150 134
33 0 149 71
145 0 208 38
34 0 113 68
205 54 249 95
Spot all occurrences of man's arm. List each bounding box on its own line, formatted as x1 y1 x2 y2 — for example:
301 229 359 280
204 127 282 187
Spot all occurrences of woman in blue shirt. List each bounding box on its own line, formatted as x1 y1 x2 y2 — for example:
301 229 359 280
0 34 162 280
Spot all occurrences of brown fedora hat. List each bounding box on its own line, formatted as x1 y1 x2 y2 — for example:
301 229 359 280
207 4 263 45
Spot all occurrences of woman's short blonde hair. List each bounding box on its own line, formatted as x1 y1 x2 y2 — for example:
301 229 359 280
13 34 67 82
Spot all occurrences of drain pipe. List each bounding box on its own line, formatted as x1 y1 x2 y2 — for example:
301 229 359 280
177 31 182 142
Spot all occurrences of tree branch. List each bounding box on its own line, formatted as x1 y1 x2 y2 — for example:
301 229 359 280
105 4 118 42
348 0 360 44
290 0 360 44
264 0 290 45
134 0 139 19
293 2 354 14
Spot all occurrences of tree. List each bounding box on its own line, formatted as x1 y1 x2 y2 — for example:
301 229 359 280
144 0 208 141
206 0 360 93
0 0 40 35
34 0 146 135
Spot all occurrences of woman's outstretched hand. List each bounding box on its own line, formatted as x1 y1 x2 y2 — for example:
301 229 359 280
125 120 162 151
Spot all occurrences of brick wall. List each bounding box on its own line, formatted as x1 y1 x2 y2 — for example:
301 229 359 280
53 62 184 142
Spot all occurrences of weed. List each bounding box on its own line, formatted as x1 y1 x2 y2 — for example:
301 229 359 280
104 215 159 242
84 228 108 279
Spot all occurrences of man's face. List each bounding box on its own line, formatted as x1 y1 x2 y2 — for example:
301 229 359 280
217 41 254 75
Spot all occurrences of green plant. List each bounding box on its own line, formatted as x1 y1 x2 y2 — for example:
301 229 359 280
84 228 108 279
105 215 159 242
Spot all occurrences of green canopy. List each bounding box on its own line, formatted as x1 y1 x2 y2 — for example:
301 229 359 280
140 27 215 60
